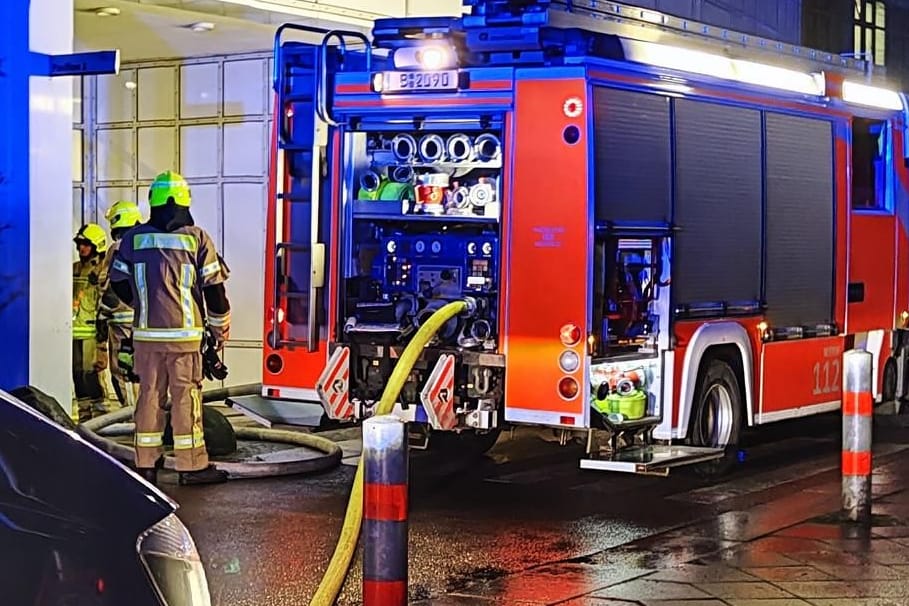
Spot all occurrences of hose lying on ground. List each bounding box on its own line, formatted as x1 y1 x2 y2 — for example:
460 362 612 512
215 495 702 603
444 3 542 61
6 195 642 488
79 382 343 479
309 299 471 606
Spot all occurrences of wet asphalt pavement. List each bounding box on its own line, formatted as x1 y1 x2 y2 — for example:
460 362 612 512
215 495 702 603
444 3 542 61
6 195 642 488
163 413 909 605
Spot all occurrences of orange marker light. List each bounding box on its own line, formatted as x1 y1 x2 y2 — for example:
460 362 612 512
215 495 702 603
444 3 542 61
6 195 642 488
560 323 581 347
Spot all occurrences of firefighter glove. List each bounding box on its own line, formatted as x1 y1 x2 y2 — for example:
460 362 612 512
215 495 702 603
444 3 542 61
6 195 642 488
96 317 109 342
117 338 140 381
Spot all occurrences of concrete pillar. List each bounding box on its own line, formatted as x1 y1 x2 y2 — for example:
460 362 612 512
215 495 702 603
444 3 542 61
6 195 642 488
0 0 73 408
29 0 75 409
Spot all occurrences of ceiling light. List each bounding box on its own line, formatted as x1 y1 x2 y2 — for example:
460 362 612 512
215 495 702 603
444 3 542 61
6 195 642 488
95 7 120 17
189 22 215 33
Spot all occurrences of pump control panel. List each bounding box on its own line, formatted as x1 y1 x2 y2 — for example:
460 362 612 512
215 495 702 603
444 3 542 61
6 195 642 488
379 232 497 295
343 221 500 349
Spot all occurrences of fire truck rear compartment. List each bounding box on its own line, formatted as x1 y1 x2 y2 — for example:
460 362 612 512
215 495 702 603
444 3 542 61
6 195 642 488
337 122 506 426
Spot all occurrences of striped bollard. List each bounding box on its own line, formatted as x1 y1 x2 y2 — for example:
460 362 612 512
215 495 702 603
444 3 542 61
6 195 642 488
363 416 408 605
842 349 873 524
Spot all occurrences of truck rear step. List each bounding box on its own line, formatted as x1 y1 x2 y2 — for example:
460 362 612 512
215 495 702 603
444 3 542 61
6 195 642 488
580 445 724 476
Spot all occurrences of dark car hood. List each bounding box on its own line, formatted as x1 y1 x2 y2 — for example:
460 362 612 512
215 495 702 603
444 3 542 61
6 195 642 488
0 390 175 542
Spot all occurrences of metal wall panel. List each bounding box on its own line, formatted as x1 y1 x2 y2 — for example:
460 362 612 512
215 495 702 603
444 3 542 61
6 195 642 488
137 66 176 122
593 87 672 224
86 52 272 388
224 182 267 342
673 98 763 306
180 63 220 119
764 112 834 326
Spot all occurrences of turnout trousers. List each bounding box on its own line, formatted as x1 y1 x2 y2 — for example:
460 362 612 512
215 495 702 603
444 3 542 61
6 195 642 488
133 342 208 472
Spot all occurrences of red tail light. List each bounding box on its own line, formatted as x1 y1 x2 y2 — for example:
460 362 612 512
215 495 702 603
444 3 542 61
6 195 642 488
558 377 579 399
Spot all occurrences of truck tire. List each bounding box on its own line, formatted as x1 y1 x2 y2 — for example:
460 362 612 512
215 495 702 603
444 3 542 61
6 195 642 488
428 427 502 457
686 358 743 478
882 356 897 406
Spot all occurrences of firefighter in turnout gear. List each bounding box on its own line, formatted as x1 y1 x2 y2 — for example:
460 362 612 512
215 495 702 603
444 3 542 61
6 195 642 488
99 200 143 407
72 223 109 422
110 171 231 486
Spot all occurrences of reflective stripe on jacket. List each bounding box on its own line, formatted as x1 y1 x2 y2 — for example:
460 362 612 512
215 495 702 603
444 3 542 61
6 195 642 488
73 257 103 341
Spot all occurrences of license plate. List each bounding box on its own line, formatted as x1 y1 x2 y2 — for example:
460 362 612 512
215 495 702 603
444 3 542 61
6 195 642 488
381 70 459 93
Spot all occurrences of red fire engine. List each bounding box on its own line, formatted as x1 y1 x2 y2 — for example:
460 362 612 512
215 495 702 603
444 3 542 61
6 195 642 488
231 0 909 475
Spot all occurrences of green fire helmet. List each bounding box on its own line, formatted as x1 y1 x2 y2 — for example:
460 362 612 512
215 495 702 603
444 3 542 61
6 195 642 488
105 199 143 230
148 170 191 208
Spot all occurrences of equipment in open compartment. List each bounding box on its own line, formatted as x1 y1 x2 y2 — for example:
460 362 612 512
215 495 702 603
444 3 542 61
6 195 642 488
355 130 502 218
594 235 666 356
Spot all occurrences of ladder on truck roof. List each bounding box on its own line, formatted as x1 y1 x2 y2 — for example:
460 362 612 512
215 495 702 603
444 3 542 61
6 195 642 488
455 0 879 82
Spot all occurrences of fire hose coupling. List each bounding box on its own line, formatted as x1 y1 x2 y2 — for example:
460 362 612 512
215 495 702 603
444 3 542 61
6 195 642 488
391 133 417 162
359 169 382 193
469 318 491 340
460 296 478 318
391 165 413 183
446 133 473 162
474 133 501 162
418 134 446 163
449 186 471 209
390 165 413 184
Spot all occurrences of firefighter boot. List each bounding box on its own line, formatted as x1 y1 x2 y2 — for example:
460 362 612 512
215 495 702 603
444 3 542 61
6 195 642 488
178 464 228 486
137 458 164 487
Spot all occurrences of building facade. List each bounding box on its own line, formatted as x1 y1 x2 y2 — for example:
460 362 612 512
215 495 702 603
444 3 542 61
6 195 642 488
624 0 907 91
803 0 909 90
625 0 802 45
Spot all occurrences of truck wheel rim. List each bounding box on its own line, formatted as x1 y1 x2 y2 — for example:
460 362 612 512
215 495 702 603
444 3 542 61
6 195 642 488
703 383 733 447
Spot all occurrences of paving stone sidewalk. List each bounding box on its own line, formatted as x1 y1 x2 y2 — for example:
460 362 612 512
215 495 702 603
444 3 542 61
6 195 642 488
421 457 909 606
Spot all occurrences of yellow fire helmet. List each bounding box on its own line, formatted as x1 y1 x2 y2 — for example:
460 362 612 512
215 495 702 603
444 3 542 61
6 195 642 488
148 170 191 208
105 199 143 230
74 223 108 253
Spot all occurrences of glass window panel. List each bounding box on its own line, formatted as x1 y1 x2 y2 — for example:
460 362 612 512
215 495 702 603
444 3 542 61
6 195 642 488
865 1 873 22
855 24 863 54
875 29 886 65
876 1 886 28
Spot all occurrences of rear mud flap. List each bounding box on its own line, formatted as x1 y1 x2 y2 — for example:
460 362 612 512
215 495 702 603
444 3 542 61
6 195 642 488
580 445 724 476
420 353 457 430
315 346 354 421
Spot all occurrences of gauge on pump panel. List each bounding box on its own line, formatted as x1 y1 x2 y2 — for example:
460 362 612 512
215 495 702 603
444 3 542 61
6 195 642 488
482 242 493 256
415 240 426 254
431 241 442 254
467 242 477 255
386 240 397 254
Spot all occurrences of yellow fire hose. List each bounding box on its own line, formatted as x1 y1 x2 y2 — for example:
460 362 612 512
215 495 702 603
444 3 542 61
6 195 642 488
309 299 470 606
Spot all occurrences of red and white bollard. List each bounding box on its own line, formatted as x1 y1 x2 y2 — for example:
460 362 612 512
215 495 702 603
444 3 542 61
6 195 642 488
842 349 873 524
362 416 409 605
